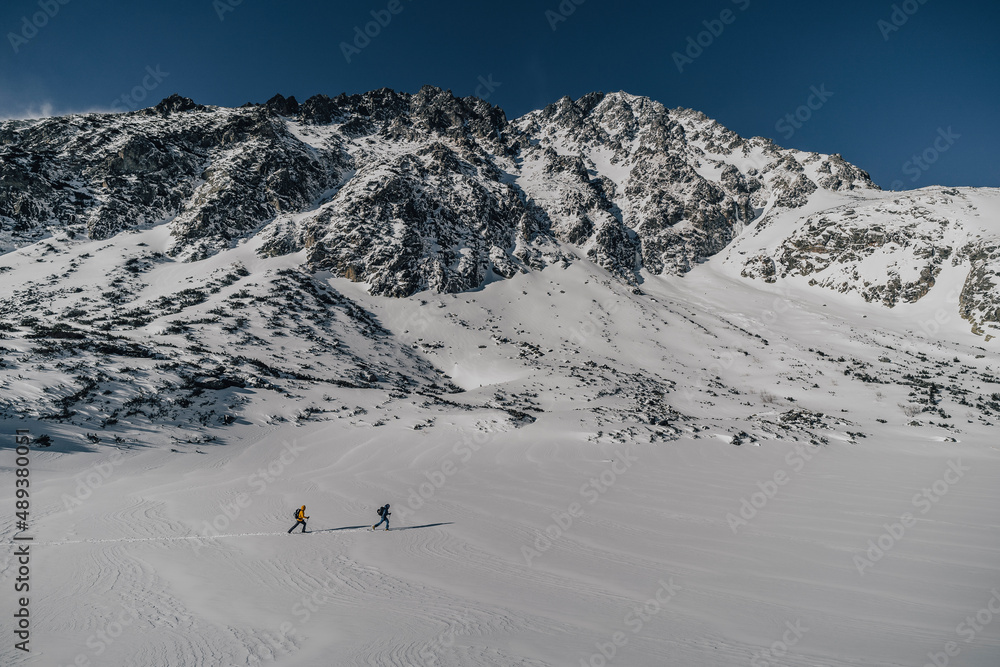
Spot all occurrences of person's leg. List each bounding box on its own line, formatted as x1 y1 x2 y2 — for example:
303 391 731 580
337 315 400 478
301 520 307 533
289 522 298 533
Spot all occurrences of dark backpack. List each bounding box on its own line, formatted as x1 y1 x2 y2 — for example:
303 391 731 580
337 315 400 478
293 509 302 520
376 506 385 517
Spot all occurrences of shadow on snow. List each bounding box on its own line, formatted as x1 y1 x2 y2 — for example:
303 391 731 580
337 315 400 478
308 522 454 533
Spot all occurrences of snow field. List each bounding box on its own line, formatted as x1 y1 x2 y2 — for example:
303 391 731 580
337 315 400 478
2 186 999 665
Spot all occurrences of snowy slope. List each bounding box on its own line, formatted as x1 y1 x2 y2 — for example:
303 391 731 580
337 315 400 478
3 240 1000 666
730 186 1000 337
1 90 999 667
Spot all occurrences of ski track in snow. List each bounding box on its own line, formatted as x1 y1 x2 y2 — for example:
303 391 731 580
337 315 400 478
5 407 1000 666
2 209 1000 665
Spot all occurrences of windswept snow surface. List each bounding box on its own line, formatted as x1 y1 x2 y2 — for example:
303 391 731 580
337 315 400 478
2 238 1000 666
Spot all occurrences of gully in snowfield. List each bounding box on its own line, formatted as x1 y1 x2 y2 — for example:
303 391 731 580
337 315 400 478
288 505 309 533
372 504 390 531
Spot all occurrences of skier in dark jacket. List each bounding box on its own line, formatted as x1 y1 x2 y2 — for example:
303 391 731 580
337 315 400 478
372 504 390 531
288 505 309 533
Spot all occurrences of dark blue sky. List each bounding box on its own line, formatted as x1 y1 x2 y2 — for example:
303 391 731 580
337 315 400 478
1 0 997 188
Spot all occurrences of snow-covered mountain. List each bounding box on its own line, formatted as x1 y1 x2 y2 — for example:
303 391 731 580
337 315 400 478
1 89 999 667
2 88 997 435
733 187 1000 334
0 88 870 283
4 87 995 331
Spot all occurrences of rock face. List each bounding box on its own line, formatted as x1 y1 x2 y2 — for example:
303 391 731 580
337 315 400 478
3 88 995 334
0 94 342 261
0 87 877 293
510 95 876 280
731 187 1000 336
958 239 1000 338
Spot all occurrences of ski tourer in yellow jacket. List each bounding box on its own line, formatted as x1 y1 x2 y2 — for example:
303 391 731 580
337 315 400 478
288 505 309 533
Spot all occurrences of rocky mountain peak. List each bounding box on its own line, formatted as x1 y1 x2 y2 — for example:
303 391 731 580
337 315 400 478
8 88 978 327
263 94 300 116
148 94 205 116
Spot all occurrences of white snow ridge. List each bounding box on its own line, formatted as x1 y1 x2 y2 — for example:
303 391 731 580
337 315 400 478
1 89 998 667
